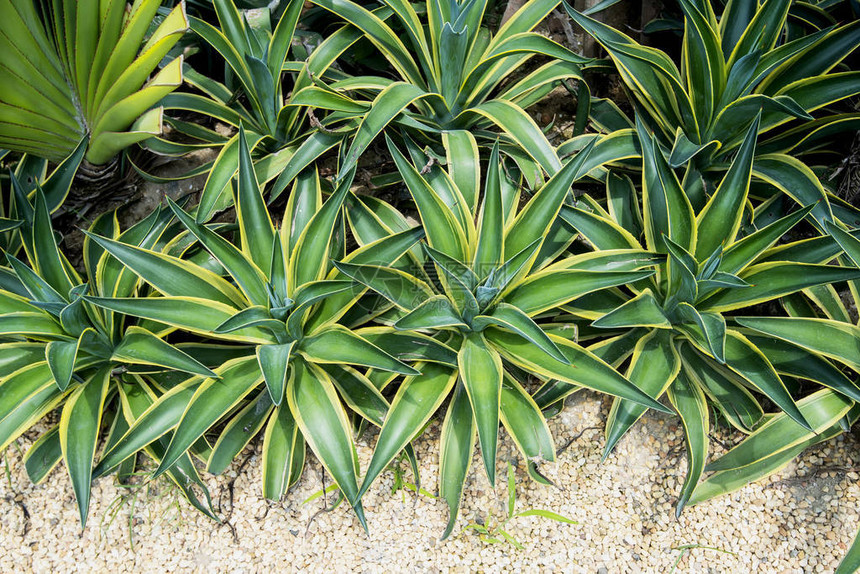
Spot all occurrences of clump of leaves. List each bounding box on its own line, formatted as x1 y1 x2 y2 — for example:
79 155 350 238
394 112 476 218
541 115 860 515
690 225 860 571
567 0 860 172
302 0 591 176
0 182 217 526
563 0 860 230
463 463 576 549
86 127 423 528
335 134 669 537
1 142 84 253
157 0 355 221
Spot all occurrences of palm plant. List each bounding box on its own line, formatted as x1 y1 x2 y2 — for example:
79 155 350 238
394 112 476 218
299 0 591 176
0 181 218 526
538 115 860 514
565 0 860 219
0 0 188 165
334 135 672 537
85 129 424 527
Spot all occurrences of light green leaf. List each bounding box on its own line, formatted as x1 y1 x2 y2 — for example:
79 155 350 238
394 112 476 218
59 367 110 526
473 303 567 363
394 295 467 330
256 342 295 405
458 333 503 486
514 509 577 524
288 358 365 526
604 330 680 455
667 369 708 516
695 114 758 260
503 269 655 316
93 377 200 477
45 338 79 391
487 328 672 413
300 324 420 375
154 357 263 477
113 326 217 377
736 316 860 374
333 261 434 311
357 363 457 500
500 372 555 473
723 330 809 430
592 289 670 329
207 389 273 475
439 380 475 540
23 424 62 484
261 404 302 500
85 232 245 307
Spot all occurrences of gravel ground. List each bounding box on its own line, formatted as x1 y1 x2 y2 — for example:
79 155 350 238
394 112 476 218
2 392 858 573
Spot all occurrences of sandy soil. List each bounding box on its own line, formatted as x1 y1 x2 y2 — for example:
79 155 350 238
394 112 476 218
1 392 857 573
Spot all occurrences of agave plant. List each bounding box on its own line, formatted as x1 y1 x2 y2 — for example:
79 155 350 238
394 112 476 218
686 257 860 516
689 390 858 506
686 386 860 570
84 128 430 527
686 244 860 509
333 135 672 537
0 181 220 526
565 0 860 218
299 0 591 177
0 139 86 258
689 220 860 571
641 0 860 41
539 115 860 515
0 0 188 165
154 0 364 221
